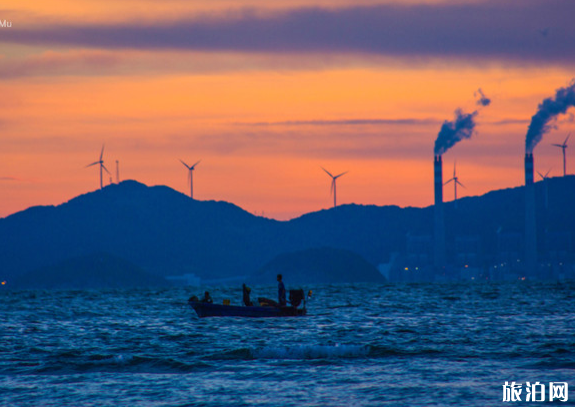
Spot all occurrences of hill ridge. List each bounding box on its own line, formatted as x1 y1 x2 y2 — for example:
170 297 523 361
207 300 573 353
1 176 573 285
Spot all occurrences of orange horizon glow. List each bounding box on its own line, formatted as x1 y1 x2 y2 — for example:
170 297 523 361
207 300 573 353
1 1 574 220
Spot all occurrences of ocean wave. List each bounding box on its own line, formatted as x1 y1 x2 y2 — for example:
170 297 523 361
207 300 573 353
251 344 369 360
178 344 442 362
21 353 212 375
368 345 444 358
521 358 575 370
203 347 253 361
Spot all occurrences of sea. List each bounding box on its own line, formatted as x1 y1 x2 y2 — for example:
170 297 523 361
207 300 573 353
1 282 574 406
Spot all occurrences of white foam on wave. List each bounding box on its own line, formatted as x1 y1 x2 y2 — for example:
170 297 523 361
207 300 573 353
112 354 133 364
252 344 369 360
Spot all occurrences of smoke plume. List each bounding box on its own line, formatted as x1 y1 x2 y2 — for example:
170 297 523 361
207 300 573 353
434 90 490 155
525 80 575 153
475 88 491 107
434 110 477 155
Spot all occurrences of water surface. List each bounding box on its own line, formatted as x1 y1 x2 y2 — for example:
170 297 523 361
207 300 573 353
1 282 574 406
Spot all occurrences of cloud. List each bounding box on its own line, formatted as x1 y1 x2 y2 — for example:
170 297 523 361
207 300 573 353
0 51 122 79
237 118 440 126
0 49 425 79
2 0 575 67
488 119 530 126
192 123 442 160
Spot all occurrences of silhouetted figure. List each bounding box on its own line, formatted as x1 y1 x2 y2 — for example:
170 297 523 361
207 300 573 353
289 289 305 308
201 291 213 303
188 295 199 303
242 284 253 306
277 274 286 306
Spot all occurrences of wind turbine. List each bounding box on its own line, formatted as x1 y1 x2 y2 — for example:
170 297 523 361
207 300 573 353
537 169 552 210
444 162 465 208
180 159 201 199
86 144 110 189
321 167 347 208
552 133 570 176
537 169 551 181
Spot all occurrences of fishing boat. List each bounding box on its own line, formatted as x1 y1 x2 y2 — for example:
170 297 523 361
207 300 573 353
189 289 307 318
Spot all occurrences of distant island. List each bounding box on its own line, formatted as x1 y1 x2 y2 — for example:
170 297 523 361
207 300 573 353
10 252 170 290
250 247 386 285
0 177 573 289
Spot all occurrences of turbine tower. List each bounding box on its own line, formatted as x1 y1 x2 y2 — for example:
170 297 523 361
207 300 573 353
444 162 465 208
552 133 570 176
86 144 110 189
321 167 347 208
180 159 200 199
537 169 551 210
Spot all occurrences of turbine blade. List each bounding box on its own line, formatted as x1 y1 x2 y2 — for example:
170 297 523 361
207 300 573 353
321 167 334 178
457 181 466 189
444 178 454 185
330 179 335 195
102 164 111 175
100 144 105 161
545 169 551 177
86 162 99 168
537 171 544 179
334 171 348 179
552 144 563 148
191 160 201 169
179 159 190 169
453 161 457 177
565 133 571 145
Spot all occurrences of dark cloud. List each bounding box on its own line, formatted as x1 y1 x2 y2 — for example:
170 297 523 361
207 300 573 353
2 0 575 66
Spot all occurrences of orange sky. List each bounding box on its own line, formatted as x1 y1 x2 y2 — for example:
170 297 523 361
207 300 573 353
1 0 574 219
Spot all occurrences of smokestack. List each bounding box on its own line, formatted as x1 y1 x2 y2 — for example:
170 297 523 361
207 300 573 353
524 153 537 276
434 155 445 269
524 153 534 185
431 90 489 273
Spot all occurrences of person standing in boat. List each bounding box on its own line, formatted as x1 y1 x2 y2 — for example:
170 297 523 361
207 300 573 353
242 284 253 306
201 291 213 303
277 274 287 306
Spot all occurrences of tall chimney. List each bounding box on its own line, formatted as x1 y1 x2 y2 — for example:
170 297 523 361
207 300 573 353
434 155 446 270
524 153 537 276
524 153 534 186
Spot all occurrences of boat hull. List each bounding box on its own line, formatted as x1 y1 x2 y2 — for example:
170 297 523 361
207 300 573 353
189 302 306 318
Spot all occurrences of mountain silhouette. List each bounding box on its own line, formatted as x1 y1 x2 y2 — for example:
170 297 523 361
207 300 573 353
0 177 574 287
10 252 170 290
250 247 386 285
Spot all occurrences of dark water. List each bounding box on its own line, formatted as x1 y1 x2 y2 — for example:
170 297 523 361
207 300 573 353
1 282 574 406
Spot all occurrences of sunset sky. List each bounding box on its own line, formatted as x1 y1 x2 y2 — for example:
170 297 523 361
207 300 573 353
1 0 574 220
